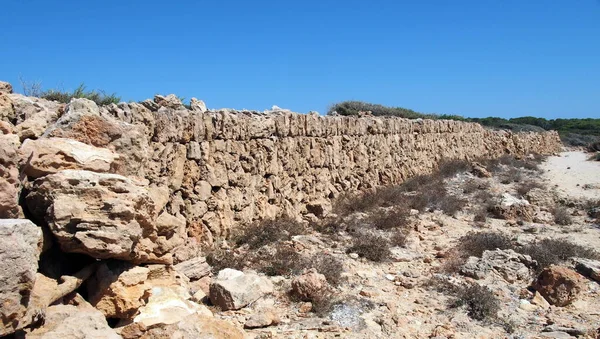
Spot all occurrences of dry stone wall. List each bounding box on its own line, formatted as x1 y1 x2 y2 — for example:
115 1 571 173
0 83 562 244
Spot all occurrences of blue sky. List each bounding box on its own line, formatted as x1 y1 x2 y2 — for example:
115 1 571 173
1 0 599 119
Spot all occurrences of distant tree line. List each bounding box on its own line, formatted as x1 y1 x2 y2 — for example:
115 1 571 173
328 101 600 147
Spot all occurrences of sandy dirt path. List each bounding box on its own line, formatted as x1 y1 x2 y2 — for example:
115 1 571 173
541 151 600 200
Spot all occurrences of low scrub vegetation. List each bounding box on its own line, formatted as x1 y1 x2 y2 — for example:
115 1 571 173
457 231 514 258
312 253 345 286
253 244 308 277
516 180 545 197
551 205 573 226
520 238 599 271
21 79 121 106
347 232 391 262
451 284 501 321
234 218 308 249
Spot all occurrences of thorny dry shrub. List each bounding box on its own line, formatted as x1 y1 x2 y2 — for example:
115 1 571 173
347 232 391 262
588 141 600 152
462 179 491 194
389 228 409 247
234 218 308 249
312 253 345 286
442 231 514 271
251 243 308 277
473 206 489 223
483 154 543 174
551 205 573 225
437 159 471 178
425 277 501 322
520 238 600 272
369 207 411 230
516 180 545 197
500 167 523 184
206 247 245 273
451 284 501 321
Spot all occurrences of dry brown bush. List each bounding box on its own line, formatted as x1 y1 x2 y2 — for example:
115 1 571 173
347 232 391 262
252 243 308 277
551 205 573 225
206 247 245 273
516 180 545 197
234 218 308 249
437 159 471 178
519 238 599 271
456 231 515 258
312 253 344 286
451 284 500 321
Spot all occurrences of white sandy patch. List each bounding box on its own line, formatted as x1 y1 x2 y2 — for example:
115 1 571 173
541 151 600 200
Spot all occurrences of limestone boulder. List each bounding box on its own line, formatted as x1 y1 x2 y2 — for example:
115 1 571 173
24 304 121 339
20 137 120 178
190 98 207 113
0 219 43 336
154 94 185 110
209 269 274 310
0 131 22 218
174 256 211 281
291 269 329 301
46 98 149 177
9 94 63 141
87 262 180 319
133 286 212 327
135 313 245 339
574 258 600 283
532 266 584 306
0 92 15 123
460 249 535 282
0 81 12 93
490 193 534 221
25 170 183 263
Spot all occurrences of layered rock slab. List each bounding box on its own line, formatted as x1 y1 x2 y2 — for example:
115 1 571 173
26 169 183 263
0 219 43 336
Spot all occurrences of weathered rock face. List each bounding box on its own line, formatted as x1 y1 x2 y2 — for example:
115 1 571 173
0 130 22 218
132 286 212 327
47 98 149 177
533 266 584 307
24 304 121 339
291 269 329 301
209 269 274 310
574 258 600 283
25 170 183 263
461 249 535 282
491 193 535 221
0 219 43 336
3 80 563 240
20 137 120 178
87 262 181 319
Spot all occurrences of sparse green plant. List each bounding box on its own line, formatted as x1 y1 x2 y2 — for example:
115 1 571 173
234 218 308 249
451 284 500 321
40 83 121 106
551 205 573 225
347 232 391 262
519 238 599 271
